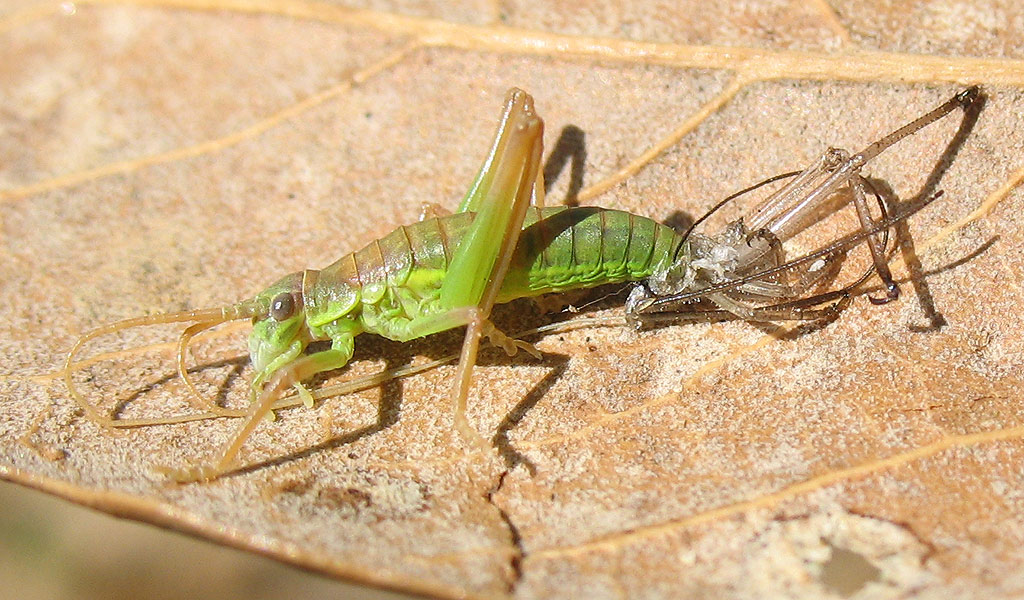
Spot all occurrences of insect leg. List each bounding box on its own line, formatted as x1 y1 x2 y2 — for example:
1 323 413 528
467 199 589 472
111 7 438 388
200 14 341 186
481 320 542 359
849 175 899 304
440 92 545 447
742 149 849 242
165 336 355 483
457 88 546 213
637 292 853 325
744 87 979 248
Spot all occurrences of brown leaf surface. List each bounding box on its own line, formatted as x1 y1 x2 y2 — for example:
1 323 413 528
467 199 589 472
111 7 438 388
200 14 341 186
3 1 1024 598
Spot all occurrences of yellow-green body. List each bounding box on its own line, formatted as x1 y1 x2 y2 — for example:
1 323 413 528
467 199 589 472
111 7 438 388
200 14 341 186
248 206 681 382
305 207 678 342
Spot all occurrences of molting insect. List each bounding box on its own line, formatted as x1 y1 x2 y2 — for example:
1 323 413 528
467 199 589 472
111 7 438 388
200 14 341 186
64 86 981 482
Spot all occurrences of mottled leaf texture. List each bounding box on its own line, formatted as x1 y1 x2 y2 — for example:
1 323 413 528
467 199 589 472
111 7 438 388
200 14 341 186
3 1 1024 599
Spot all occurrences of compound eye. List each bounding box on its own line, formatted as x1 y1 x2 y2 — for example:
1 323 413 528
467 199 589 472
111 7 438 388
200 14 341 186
270 292 296 321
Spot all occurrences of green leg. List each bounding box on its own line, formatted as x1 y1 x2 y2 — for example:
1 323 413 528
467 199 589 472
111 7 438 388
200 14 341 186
447 91 545 448
458 88 546 214
417 90 547 447
324 92 547 445
441 91 543 310
166 333 355 482
371 87 545 338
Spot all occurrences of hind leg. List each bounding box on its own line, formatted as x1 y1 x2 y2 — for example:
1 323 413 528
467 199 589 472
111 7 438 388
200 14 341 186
441 90 546 448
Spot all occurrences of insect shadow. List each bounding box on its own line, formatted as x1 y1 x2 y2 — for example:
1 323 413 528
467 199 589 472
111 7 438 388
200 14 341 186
543 125 587 206
110 355 249 420
225 325 569 478
893 89 986 332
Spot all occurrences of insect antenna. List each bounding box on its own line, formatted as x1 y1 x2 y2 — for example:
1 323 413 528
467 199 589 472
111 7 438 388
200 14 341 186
176 320 247 417
64 301 262 428
671 170 802 263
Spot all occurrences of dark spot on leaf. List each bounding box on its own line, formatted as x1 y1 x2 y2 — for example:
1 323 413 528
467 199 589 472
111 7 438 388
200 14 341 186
820 543 881 597
317 487 373 512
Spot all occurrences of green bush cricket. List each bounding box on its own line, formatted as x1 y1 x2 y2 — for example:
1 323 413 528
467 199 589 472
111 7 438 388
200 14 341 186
64 86 980 482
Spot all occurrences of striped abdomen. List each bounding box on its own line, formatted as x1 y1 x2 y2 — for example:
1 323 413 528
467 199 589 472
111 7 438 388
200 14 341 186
499 207 681 301
316 206 680 310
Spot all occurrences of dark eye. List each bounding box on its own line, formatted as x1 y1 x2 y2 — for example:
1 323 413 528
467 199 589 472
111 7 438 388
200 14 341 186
270 293 296 321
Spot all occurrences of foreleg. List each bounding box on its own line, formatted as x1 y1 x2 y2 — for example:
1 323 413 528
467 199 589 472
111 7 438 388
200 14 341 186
166 331 355 483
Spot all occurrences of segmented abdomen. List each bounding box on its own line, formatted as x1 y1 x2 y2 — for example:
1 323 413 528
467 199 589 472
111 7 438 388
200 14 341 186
495 207 678 300
318 207 680 307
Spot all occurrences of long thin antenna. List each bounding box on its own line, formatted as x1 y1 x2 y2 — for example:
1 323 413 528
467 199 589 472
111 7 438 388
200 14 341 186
64 302 261 426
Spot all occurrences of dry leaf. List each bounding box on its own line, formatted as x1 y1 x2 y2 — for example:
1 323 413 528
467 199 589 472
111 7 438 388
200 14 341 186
2 1 1024 598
